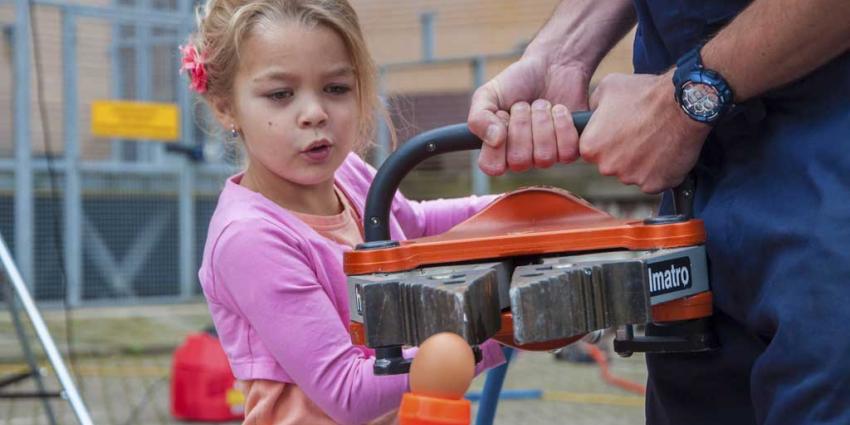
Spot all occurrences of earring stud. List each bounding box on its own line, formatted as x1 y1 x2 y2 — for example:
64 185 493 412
229 126 239 139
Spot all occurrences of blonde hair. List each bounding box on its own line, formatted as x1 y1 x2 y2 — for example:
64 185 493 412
186 0 392 151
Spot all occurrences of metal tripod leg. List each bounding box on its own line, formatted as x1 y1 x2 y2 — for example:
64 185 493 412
0 230 94 425
1 276 59 424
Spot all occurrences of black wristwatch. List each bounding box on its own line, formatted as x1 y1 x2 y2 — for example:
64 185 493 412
672 46 734 124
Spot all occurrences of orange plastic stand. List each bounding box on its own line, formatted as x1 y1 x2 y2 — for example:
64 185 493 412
399 393 470 425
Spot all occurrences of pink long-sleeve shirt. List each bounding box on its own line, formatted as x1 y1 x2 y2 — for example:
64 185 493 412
198 152 505 424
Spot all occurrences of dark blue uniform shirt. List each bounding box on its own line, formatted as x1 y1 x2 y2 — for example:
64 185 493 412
631 1 850 424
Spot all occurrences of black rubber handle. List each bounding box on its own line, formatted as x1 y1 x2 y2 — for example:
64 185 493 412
361 111 592 244
360 109 697 244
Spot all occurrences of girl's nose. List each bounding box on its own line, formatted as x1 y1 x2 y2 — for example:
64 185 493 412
298 96 328 129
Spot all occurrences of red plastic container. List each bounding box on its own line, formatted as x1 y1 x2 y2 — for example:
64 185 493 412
170 332 244 421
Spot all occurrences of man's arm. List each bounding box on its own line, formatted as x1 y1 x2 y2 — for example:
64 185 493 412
578 0 850 193
703 0 850 102
523 0 636 77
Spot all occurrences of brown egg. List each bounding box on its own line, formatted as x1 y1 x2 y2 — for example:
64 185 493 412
409 332 475 400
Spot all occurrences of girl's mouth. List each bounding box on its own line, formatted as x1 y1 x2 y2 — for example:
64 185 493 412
302 139 333 162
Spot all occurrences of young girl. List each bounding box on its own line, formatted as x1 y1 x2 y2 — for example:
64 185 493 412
184 0 505 423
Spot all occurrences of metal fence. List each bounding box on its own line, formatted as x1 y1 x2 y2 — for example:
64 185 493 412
2 0 241 307
2 1 657 307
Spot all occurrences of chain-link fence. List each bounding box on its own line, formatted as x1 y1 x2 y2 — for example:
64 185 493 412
0 0 241 307
0 0 657 307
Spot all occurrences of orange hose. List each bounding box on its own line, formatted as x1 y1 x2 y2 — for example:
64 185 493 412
582 343 646 396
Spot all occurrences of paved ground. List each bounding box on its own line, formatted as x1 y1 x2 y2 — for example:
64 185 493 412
0 302 648 424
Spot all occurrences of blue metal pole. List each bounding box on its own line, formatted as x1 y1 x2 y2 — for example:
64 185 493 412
109 8 124 162
475 347 514 425
420 11 435 62
470 56 490 195
375 67 390 167
62 9 82 307
137 0 154 162
177 0 196 300
466 388 542 402
13 0 34 286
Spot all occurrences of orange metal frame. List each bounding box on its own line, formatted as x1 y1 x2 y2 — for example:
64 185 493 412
345 187 705 275
346 187 712 347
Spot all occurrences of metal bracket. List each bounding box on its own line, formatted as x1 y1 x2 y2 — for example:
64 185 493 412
613 318 719 357
349 261 508 348
351 246 713 373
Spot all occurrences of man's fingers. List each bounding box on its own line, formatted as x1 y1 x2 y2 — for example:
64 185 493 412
552 104 579 164
495 109 511 125
508 102 533 173
478 145 507 176
589 85 602 111
578 110 601 164
477 110 511 176
531 99 557 168
582 84 609 164
469 83 507 148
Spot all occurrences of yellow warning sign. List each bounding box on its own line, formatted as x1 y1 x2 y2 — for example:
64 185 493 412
91 100 180 141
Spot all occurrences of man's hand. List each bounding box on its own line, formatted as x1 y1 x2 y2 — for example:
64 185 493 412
580 72 711 193
466 0 636 177
468 57 589 176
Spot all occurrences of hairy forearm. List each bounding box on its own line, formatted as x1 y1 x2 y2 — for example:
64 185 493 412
524 0 636 74
703 0 850 101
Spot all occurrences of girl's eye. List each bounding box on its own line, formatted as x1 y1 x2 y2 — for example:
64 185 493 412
325 84 351 95
267 90 293 101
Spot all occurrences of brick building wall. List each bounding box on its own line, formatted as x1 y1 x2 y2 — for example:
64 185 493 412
0 0 649 208
0 1 115 160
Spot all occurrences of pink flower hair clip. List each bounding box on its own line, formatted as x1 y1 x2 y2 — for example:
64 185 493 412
179 44 208 94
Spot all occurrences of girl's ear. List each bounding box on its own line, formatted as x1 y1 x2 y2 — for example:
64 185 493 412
209 96 238 130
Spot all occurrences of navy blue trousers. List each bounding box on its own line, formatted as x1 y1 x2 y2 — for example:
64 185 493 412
630 2 850 423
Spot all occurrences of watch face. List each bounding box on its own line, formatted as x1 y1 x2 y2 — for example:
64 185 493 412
681 81 722 121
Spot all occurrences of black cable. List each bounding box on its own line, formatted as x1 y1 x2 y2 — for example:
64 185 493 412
26 0 83 389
